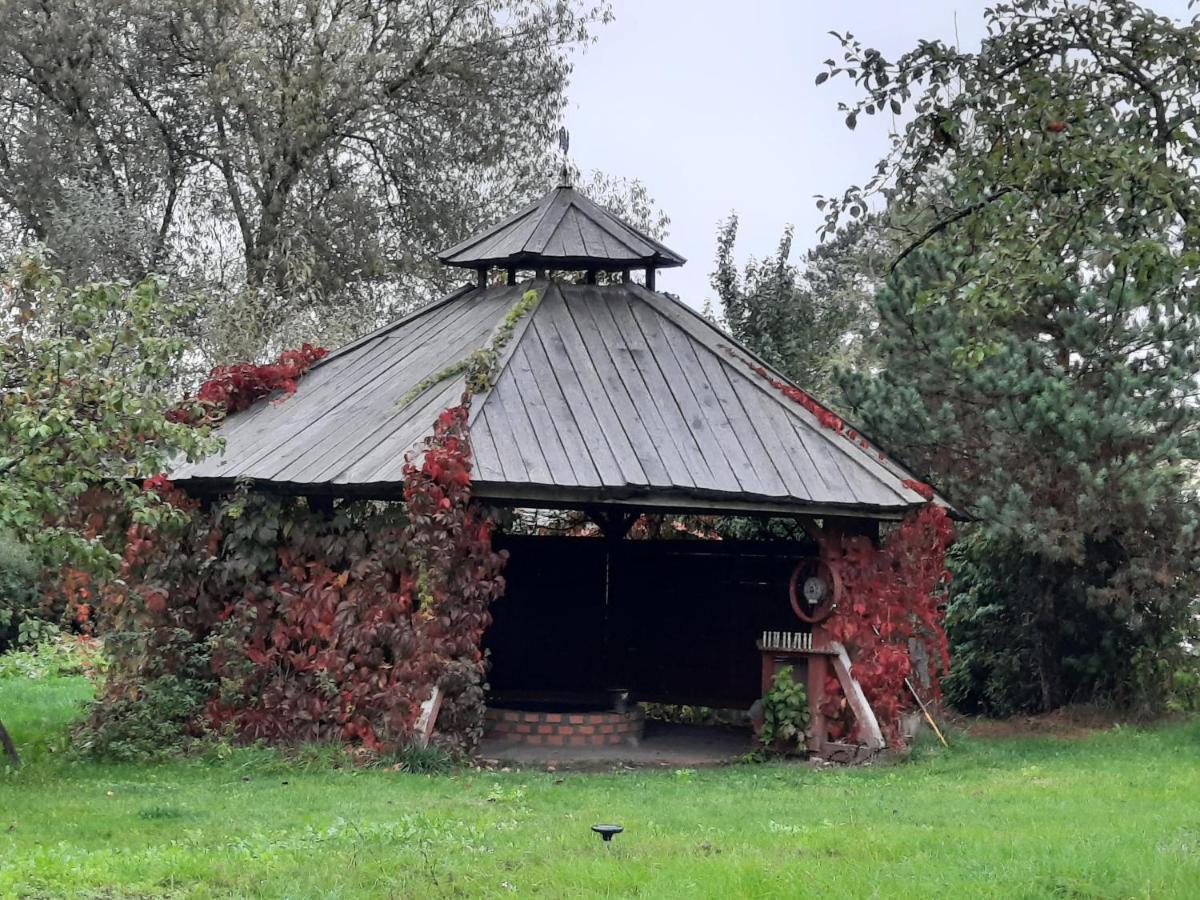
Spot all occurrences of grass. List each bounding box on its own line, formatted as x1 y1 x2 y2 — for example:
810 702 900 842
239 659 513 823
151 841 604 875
2 676 1199 898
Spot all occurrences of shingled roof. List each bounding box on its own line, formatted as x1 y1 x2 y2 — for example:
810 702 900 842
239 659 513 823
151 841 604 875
169 277 941 518
438 184 685 274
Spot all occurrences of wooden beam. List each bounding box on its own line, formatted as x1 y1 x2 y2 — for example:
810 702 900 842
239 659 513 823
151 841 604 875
828 641 885 750
585 506 640 538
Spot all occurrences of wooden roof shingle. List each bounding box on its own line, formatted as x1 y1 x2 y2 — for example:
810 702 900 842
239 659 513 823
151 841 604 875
170 279 943 518
438 186 686 272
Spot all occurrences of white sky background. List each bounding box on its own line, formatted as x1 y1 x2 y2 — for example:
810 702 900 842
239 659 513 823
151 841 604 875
563 0 1194 309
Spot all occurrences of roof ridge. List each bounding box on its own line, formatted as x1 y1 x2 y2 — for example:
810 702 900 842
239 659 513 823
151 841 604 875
569 201 652 257
569 190 681 262
623 285 941 508
438 197 546 261
467 279 555 427
524 190 574 255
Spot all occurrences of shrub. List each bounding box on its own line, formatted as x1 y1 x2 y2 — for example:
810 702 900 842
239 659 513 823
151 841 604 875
759 666 810 749
1168 659 1200 714
0 531 40 653
942 532 1198 717
75 673 210 761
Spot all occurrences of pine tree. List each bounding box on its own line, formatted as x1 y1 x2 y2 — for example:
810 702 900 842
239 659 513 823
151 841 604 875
821 0 1200 710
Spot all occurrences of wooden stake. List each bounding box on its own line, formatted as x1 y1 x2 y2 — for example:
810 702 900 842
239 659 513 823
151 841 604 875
0 717 19 768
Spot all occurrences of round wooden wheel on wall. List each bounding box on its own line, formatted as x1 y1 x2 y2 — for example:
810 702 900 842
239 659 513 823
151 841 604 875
788 557 841 624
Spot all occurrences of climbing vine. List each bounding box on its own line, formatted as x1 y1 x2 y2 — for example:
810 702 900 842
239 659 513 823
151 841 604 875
167 344 328 425
818 504 954 748
400 289 541 406
85 330 511 757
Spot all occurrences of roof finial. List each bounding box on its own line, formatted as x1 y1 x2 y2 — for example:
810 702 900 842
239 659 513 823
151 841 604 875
557 126 573 188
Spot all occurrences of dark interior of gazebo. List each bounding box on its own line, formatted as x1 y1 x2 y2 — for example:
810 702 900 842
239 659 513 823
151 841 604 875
487 529 814 711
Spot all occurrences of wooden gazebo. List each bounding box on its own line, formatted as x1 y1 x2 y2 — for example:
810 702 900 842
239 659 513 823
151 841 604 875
170 176 946 758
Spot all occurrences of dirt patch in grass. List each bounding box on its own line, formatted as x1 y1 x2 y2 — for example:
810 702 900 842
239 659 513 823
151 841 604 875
952 705 1133 740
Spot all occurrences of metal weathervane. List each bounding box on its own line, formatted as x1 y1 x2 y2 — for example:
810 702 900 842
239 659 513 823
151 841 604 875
557 126 573 187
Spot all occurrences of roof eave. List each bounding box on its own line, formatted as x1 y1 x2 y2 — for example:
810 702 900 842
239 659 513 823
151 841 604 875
439 253 686 270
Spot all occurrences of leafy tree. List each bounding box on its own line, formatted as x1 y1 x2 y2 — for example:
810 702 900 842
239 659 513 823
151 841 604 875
0 255 212 571
710 213 883 400
0 0 609 362
1 254 212 764
821 0 1200 710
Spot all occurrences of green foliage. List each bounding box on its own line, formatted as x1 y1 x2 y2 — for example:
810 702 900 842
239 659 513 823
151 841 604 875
390 743 455 775
940 536 1042 718
0 0 610 363
399 289 541 407
0 630 106 682
825 1 1200 712
1167 661 1200 714
710 214 880 400
759 666 810 748
0 531 39 652
73 673 211 762
75 626 213 761
0 255 215 577
465 289 542 395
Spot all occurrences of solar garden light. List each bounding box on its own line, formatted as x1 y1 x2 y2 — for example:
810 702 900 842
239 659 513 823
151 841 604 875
591 824 623 845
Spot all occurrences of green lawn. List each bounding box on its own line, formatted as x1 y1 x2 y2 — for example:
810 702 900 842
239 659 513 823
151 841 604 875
1 677 1198 898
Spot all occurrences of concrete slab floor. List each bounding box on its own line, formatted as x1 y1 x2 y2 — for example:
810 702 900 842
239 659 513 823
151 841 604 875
479 721 757 770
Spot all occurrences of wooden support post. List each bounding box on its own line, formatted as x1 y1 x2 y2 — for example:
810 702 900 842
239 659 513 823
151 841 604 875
0 717 19 768
535 269 546 280
622 269 632 284
805 651 829 754
645 266 656 291
308 495 335 519
506 267 516 285
586 269 598 284
476 268 488 289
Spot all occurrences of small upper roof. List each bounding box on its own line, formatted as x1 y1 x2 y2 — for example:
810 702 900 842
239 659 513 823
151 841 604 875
438 182 686 272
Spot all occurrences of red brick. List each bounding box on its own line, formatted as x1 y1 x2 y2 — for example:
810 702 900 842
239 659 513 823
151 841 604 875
514 724 532 734
577 725 596 735
546 734 565 746
558 725 575 736
599 724 615 734
526 734 543 745
537 724 553 735
545 713 562 723
523 712 541 724
568 714 585 724
568 735 588 746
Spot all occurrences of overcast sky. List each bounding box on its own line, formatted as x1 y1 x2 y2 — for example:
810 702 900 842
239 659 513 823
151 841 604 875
563 0 1193 308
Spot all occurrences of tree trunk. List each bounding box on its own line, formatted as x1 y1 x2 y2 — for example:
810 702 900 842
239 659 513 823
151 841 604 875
0 717 18 768
1035 587 1064 711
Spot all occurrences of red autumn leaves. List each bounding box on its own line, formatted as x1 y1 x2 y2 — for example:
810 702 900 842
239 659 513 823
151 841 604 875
167 343 327 426
820 504 954 748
